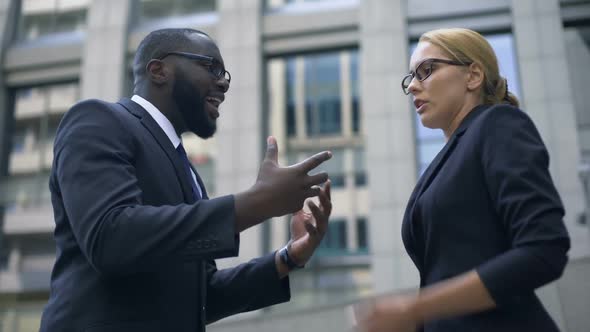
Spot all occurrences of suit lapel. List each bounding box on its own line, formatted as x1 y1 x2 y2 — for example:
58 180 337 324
412 104 488 203
404 105 489 270
403 133 460 274
117 98 195 203
415 134 460 200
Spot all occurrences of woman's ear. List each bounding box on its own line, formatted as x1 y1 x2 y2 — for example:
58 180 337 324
466 62 484 91
146 59 170 85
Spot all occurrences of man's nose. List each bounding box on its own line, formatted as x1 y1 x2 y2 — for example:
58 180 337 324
217 77 229 93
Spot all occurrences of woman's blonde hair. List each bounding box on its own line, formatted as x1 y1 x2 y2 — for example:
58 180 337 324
419 28 519 108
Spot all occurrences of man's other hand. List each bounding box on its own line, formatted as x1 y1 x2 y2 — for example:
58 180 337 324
287 180 332 266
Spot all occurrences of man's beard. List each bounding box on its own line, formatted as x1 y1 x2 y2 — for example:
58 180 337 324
172 71 216 139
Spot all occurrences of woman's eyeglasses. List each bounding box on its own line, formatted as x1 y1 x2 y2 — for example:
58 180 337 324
401 58 471 95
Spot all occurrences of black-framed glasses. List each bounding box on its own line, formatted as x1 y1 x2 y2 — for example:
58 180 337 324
159 51 231 84
401 58 471 95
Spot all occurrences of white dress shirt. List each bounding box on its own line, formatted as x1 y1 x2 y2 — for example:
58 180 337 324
131 94 203 198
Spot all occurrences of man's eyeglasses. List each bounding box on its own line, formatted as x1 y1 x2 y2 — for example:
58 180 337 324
401 58 471 95
159 51 231 84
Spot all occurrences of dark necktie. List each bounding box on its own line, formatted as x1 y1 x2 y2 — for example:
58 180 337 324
176 143 201 201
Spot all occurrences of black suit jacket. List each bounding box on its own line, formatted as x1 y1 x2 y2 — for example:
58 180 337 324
401 104 570 332
39 98 290 332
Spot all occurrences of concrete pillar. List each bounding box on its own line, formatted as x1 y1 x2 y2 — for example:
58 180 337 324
0 0 18 255
360 0 419 294
216 0 264 264
267 59 289 252
81 0 131 101
511 0 588 258
511 0 589 329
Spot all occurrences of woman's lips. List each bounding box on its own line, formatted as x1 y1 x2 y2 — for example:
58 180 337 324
414 99 427 114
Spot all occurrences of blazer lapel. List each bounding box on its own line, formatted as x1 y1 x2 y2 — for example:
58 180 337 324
415 134 460 200
117 98 195 203
404 104 489 270
413 104 488 202
403 133 460 275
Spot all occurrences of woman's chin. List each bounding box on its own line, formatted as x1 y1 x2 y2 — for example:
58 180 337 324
419 114 435 129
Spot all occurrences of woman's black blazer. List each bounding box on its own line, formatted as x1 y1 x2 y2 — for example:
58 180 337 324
402 104 570 332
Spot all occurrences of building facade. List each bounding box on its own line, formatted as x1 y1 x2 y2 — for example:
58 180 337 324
0 0 589 331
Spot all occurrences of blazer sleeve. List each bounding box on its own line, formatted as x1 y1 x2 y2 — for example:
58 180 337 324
475 106 571 306
205 254 291 324
53 100 239 277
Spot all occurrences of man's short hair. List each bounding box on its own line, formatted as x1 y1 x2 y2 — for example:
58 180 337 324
132 28 210 86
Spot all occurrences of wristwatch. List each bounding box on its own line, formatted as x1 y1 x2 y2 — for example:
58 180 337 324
279 243 305 271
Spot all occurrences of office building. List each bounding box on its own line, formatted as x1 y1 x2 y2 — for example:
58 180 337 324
0 0 589 331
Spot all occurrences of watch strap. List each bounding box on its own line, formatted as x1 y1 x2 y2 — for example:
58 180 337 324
279 243 304 270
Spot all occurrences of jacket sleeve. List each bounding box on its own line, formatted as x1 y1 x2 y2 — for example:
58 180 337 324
205 253 291 324
54 100 239 277
475 106 570 306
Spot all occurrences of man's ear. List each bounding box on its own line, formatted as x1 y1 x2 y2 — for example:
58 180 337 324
466 62 484 91
146 59 170 85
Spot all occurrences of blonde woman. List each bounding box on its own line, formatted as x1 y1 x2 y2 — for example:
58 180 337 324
355 28 570 332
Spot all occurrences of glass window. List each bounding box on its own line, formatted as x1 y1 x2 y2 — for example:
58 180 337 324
412 33 521 176
11 121 39 154
47 117 61 143
289 148 345 188
326 148 345 188
564 25 590 161
265 0 356 11
351 50 361 133
564 24 590 224
305 52 342 137
319 218 347 252
11 129 27 154
136 0 216 24
17 0 89 42
15 87 45 119
357 217 368 251
2 83 78 210
286 58 297 137
266 50 368 312
353 146 366 186
274 49 359 140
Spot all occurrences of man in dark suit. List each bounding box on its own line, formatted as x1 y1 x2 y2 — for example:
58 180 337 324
39 28 332 332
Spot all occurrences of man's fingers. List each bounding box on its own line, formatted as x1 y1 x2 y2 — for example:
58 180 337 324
304 185 321 198
325 179 332 200
292 209 305 219
304 221 318 236
296 151 332 173
264 136 279 164
308 199 328 233
306 172 329 187
318 182 332 215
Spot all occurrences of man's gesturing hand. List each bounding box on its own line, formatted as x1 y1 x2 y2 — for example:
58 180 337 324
234 136 331 232
254 136 331 218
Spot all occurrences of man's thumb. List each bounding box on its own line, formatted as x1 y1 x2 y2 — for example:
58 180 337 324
265 136 278 162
